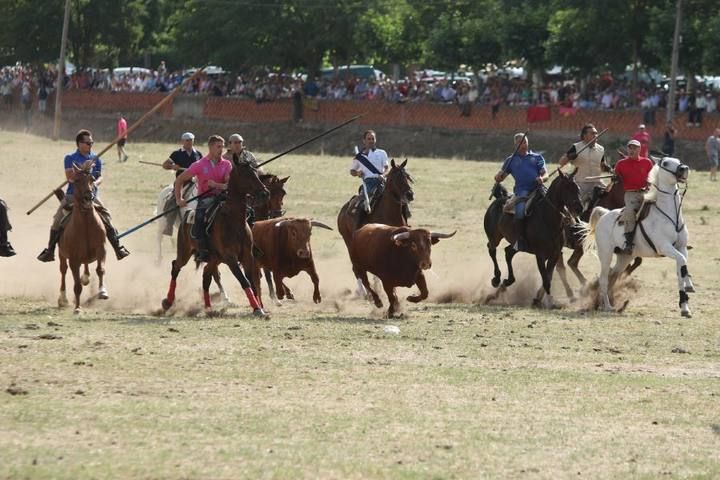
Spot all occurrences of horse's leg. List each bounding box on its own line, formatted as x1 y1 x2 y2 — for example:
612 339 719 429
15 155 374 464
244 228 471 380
226 259 265 316
162 228 192 311
156 218 165 266
657 243 693 317
96 252 108 300
555 251 575 300
58 255 69 308
80 263 90 286
488 240 502 288
623 257 643 277
202 262 217 310
502 244 518 287
533 255 550 307
608 254 633 290
211 268 230 304
542 253 562 309
69 260 83 314
567 247 588 285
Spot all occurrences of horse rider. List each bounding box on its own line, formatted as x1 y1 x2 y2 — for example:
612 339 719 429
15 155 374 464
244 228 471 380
0 197 16 256
175 135 232 262
558 123 608 210
161 131 203 233
37 129 130 262
223 133 264 173
493 132 548 252
349 129 389 223
612 139 654 254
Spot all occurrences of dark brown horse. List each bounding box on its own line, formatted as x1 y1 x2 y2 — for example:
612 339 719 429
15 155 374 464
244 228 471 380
484 171 583 307
555 175 642 299
58 164 108 313
337 158 414 248
337 159 414 296
162 158 269 314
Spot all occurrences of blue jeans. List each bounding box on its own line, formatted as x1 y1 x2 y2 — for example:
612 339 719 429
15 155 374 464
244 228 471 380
514 190 530 218
192 196 215 240
363 177 382 197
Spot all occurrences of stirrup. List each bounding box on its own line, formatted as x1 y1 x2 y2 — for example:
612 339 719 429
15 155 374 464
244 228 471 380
114 246 130 260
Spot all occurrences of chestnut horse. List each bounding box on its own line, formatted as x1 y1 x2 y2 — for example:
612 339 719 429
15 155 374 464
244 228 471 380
484 171 583 308
58 164 108 313
337 159 414 295
161 158 269 315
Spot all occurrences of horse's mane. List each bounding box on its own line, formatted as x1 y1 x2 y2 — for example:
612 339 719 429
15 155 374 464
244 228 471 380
644 163 660 202
259 173 276 182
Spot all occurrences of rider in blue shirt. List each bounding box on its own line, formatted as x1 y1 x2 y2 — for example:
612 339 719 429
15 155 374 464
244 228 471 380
37 129 130 262
494 133 548 251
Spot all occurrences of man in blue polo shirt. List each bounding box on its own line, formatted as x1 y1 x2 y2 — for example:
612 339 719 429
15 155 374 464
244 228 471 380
37 129 130 262
493 133 548 252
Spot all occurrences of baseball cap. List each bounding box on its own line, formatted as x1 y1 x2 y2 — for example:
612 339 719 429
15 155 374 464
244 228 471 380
181 132 195 141
228 133 244 143
638 124 646 129
627 139 641 147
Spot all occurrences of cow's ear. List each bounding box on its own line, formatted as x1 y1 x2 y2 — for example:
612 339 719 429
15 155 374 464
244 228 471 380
431 237 440 245
280 176 290 184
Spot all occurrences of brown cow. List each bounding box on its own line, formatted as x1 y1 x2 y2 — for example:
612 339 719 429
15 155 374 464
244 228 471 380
349 223 456 317
251 217 333 305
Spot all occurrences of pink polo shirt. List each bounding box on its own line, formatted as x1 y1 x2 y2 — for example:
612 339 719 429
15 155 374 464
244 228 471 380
117 117 128 139
186 155 233 196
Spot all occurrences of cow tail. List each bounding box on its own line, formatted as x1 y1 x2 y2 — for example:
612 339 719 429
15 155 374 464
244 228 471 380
578 207 609 253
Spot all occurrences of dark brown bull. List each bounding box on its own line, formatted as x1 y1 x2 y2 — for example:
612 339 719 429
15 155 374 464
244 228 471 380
349 223 455 317
251 217 333 305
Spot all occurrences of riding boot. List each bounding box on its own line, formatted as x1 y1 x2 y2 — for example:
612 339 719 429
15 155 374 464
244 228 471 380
37 229 62 262
0 230 15 257
105 225 130 260
512 218 527 252
618 232 634 255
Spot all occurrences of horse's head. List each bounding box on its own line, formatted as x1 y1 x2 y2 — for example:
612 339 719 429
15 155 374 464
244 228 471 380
229 154 269 201
386 158 414 204
549 169 583 217
71 163 96 210
653 157 689 186
257 174 288 218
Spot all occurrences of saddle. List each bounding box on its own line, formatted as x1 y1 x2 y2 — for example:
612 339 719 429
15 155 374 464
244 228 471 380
184 196 225 235
502 189 542 215
351 183 384 214
615 199 654 226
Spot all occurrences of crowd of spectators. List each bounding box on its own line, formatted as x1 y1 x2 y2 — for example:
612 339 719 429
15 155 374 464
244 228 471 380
2 62 718 125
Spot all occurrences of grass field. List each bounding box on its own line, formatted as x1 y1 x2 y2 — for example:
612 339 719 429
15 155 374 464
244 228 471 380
1 130 719 479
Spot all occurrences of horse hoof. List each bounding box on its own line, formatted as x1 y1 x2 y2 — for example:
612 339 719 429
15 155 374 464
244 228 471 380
98 288 109 300
161 298 173 311
313 295 322 304
58 297 68 308
491 277 501 288
684 286 695 293
502 278 515 288
253 308 268 317
73 307 81 315
681 310 692 318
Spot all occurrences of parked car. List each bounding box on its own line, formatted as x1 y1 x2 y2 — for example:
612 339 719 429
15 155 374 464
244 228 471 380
321 65 385 81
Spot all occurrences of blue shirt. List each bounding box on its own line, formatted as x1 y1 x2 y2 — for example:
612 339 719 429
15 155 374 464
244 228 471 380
502 151 546 194
64 150 102 196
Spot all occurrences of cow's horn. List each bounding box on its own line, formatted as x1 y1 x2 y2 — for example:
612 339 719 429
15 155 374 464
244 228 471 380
310 220 333 231
274 219 290 228
430 230 457 239
391 231 410 241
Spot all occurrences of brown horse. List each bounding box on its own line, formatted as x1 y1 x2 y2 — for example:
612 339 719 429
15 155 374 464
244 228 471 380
556 175 642 299
161 158 269 315
337 158 414 246
484 171 583 307
58 164 108 313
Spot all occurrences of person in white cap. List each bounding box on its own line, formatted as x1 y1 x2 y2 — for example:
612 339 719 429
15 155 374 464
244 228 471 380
558 123 609 210
612 139 654 254
223 133 263 173
159 132 203 234
631 123 651 158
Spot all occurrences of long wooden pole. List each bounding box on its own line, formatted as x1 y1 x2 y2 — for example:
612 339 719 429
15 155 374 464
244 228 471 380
27 67 206 215
52 0 71 141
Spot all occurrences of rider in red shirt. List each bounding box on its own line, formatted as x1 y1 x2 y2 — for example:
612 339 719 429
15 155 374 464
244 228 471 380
613 139 654 254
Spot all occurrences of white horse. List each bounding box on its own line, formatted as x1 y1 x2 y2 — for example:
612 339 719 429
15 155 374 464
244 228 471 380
581 157 695 317
155 182 197 265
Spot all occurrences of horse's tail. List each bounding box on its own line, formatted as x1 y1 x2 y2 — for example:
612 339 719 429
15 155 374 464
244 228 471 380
578 206 609 253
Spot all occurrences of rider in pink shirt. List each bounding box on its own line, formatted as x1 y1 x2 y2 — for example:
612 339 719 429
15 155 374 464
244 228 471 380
175 135 232 261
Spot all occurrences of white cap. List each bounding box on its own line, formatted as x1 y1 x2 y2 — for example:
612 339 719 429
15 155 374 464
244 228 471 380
638 124 646 129
627 139 641 147
181 132 195 141
228 133 244 143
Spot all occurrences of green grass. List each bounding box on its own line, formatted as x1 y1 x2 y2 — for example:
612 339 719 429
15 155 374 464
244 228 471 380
0 131 719 479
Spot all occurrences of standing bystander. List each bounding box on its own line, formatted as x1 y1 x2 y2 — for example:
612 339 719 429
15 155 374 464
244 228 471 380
116 113 129 162
631 124 651 158
706 128 719 182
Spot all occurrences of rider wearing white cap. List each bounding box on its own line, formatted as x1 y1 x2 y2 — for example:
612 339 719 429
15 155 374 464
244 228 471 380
223 133 263 173
159 132 203 234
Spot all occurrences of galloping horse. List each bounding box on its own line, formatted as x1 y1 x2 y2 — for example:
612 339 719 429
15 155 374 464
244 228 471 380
337 158 414 295
58 164 108 313
484 171 583 307
555 173 642 298
161 158 269 314
580 157 695 317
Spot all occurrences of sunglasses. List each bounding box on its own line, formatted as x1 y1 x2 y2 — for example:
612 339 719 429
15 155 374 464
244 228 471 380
81 141 94 146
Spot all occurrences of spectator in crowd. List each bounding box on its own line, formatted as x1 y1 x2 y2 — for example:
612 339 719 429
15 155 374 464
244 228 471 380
662 121 677 156
706 128 719 182
21 80 32 131
37 83 48 113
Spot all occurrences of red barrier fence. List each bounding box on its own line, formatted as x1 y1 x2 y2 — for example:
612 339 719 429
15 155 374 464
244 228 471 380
58 91 718 142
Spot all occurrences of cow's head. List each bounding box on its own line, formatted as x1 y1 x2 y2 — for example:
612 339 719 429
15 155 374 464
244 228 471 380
390 227 456 270
275 218 333 259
